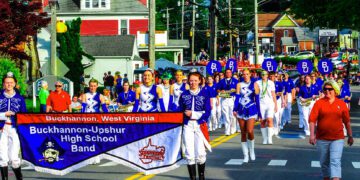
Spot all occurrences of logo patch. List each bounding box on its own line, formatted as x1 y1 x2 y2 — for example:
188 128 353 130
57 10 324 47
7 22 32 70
139 139 165 164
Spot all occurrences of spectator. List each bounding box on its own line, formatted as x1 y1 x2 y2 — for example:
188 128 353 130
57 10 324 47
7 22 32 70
79 73 87 93
38 80 49 113
105 71 115 97
46 81 72 113
309 80 354 180
103 72 108 85
123 74 129 83
115 72 123 97
70 95 82 112
103 89 111 106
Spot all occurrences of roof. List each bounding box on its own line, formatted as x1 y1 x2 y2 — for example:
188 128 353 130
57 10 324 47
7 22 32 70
257 13 281 28
294 28 314 41
168 40 190 48
80 35 135 57
281 37 297 46
55 0 148 14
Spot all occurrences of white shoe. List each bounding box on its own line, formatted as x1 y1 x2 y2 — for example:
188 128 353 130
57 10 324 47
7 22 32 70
260 128 268 145
267 127 273 145
273 127 279 136
241 142 249 163
248 140 256 161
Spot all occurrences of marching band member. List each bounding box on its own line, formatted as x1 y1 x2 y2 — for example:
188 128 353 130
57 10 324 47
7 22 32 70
213 73 222 129
337 79 351 109
255 71 277 144
171 70 189 112
217 69 238 136
204 76 219 131
269 72 285 135
117 81 135 112
282 72 295 126
179 72 211 180
157 72 172 112
310 72 322 100
133 69 165 112
299 75 316 136
233 69 257 163
295 75 306 129
0 72 27 180
80 78 108 164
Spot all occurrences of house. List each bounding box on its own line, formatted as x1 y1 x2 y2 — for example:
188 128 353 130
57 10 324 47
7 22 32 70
257 13 316 54
80 35 144 84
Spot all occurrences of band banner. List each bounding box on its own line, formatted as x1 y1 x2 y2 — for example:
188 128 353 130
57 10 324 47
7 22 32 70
16 113 185 176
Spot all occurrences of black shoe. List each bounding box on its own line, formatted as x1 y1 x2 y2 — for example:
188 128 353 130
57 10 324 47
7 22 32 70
187 165 196 180
198 163 205 180
1 166 8 180
12 167 22 180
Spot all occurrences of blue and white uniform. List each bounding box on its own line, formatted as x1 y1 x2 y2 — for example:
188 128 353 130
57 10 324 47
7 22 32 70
117 90 135 112
338 85 351 109
274 81 285 133
157 84 171 112
282 79 295 124
173 82 187 111
234 81 258 120
179 88 211 165
204 84 218 131
217 77 238 135
0 91 27 169
295 79 304 129
299 84 316 135
133 84 159 112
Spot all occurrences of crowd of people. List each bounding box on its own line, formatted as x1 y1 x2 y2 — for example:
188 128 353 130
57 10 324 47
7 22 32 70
0 67 356 180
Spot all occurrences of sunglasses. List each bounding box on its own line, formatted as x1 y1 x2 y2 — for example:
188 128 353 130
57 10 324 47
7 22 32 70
55 85 62 87
323 88 334 92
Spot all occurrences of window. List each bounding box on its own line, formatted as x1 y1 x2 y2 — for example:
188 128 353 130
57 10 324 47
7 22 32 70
121 20 128 35
134 64 140 81
85 0 90 8
284 30 288 37
92 0 99 8
101 0 106 7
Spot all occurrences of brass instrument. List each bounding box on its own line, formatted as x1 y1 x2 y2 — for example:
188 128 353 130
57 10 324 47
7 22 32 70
300 99 312 106
218 89 235 98
118 104 134 112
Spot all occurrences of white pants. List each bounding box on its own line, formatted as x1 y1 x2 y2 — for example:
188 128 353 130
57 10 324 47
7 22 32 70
282 93 292 124
208 98 218 131
297 98 304 128
217 97 223 127
260 101 275 119
221 97 236 135
274 98 282 129
183 121 208 165
0 124 21 168
301 101 314 135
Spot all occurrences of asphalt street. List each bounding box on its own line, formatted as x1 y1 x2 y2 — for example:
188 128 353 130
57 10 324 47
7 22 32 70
14 86 360 180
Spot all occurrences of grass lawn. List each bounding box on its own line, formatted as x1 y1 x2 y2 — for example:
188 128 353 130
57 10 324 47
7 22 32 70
25 98 40 112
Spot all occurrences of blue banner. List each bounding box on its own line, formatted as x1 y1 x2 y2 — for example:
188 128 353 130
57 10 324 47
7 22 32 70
318 59 333 75
262 59 278 72
206 60 222 75
17 113 184 175
297 59 313 75
226 58 238 73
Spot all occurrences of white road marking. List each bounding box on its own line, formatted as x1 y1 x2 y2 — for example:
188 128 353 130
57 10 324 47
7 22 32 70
22 166 34 170
268 160 287 166
352 162 360 169
311 161 320 168
225 159 244 165
99 161 119 167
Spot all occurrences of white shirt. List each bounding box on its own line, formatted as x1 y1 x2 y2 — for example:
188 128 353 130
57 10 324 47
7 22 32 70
256 80 275 104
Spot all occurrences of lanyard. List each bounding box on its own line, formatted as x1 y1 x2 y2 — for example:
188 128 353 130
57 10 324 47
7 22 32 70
261 80 268 98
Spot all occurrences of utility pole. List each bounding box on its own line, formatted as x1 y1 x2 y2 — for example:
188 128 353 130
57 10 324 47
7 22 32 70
181 0 185 39
228 0 233 57
50 0 57 76
166 7 170 37
191 0 196 62
209 0 217 60
149 0 156 69
214 16 218 60
254 0 259 65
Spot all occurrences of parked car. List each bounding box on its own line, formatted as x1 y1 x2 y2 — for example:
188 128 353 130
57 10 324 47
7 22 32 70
264 53 275 59
333 61 346 70
294 51 314 60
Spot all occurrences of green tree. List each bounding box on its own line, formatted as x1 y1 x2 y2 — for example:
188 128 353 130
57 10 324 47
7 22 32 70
289 0 360 29
57 18 94 93
0 55 27 95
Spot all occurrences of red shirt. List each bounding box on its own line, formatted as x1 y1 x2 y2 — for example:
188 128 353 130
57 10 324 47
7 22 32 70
309 98 350 140
46 90 71 112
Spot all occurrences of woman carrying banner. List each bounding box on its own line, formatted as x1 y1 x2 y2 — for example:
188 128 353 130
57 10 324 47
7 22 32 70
255 71 277 144
299 75 316 136
171 70 189 112
117 81 135 112
179 72 211 180
0 72 27 180
81 78 109 164
204 76 219 131
157 72 173 112
233 69 257 163
133 69 165 112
